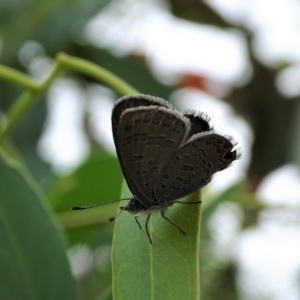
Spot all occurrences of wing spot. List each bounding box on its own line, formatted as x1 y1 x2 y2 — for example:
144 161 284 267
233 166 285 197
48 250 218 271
205 137 217 145
173 155 181 165
217 144 231 153
162 139 175 148
161 115 174 127
213 140 223 147
133 154 144 162
125 136 132 144
189 172 196 178
133 115 143 124
154 136 164 146
193 140 202 147
146 136 155 145
143 113 152 123
140 132 147 141
152 110 163 125
172 121 185 134
150 165 159 173
182 165 194 171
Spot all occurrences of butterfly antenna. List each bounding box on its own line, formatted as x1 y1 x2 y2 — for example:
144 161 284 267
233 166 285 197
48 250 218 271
71 198 131 210
108 207 127 222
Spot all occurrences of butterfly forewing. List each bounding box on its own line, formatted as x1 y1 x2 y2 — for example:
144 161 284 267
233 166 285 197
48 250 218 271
113 98 190 207
112 95 172 129
112 95 173 206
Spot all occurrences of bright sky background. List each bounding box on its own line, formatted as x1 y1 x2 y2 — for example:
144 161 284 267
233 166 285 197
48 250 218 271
25 0 300 299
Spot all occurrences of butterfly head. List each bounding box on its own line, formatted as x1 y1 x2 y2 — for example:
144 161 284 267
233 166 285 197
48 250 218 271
121 197 148 214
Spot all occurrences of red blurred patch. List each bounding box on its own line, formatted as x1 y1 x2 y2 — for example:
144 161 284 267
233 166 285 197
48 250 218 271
178 73 210 91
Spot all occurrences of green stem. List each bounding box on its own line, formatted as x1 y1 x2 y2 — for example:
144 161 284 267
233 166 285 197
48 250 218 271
1 90 36 139
56 52 138 95
0 52 138 140
0 62 64 139
0 65 39 90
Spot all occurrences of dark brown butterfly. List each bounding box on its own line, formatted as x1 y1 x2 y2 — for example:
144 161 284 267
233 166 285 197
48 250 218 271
73 94 240 244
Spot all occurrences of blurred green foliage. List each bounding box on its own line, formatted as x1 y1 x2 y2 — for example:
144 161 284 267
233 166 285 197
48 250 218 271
0 154 79 300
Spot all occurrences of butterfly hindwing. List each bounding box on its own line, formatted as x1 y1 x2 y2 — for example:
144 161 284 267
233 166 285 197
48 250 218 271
155 131 238 201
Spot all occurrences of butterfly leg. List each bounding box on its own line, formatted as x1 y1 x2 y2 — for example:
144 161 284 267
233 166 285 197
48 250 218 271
160 211 186 235
145 214 153 244
134 215 142 230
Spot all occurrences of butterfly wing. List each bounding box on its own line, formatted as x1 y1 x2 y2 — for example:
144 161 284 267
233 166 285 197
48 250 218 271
184 111 212 138
112 94 172 128
155 131 238 202
112 95 190 208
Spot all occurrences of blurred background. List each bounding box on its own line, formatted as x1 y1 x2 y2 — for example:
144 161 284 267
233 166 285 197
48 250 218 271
1 0 300 299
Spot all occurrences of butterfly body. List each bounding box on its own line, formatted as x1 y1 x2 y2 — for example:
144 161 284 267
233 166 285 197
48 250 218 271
121 197 171 215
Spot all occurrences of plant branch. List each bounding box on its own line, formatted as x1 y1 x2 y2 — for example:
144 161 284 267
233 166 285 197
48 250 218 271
0 53 138 140
0 65 39 90
0 62 64 139
56 52 138 95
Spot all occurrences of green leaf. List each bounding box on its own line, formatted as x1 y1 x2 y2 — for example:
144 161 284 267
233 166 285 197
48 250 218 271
49 153 123 213
48 153 123 245
111 184 201 300
0 153 78 300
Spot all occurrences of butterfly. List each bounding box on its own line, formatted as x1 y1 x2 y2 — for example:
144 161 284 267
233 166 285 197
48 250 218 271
73 94 240 244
